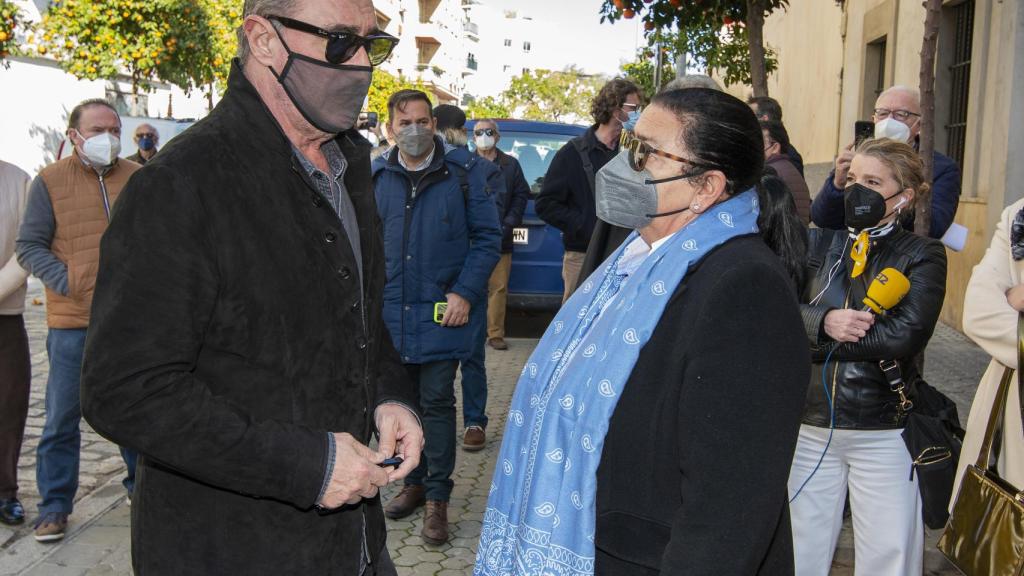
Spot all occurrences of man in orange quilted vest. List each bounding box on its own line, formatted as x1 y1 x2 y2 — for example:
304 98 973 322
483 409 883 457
15 99 140 543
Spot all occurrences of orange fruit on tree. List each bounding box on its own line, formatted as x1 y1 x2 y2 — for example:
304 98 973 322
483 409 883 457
623 8 635 18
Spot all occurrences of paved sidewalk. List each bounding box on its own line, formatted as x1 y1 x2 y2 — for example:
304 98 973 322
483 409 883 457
0 280 990 574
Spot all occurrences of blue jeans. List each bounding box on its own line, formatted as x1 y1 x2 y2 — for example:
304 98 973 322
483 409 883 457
459 312 489 430
403 360 459 502
36 328 137 515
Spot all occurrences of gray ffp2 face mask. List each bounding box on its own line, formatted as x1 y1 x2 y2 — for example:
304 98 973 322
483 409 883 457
595 151 694 230
396 125 435 157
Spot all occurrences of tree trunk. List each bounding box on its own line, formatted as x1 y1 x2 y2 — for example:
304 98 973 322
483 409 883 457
746 0 769 97
915 0 942 236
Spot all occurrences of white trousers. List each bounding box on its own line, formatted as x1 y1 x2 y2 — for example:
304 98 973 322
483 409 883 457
788 425 923 576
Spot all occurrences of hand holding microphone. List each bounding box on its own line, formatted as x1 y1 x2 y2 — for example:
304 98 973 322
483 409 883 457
824 268 911 343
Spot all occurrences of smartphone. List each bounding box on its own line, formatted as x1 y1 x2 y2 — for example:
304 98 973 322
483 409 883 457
854 120 874 147
366 112 378 129
433 302 447 324
379 456 404 468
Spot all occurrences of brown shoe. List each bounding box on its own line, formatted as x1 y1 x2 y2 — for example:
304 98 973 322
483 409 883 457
421 500 449 545
463 425 486 452
33 512 68 543
487 337 508 350
384 484 425 520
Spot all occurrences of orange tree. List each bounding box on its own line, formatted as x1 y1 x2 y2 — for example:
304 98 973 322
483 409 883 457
600 0 787 96
36 0 228 96
0 0 27 67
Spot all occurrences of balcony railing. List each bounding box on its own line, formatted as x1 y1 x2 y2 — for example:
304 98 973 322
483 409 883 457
463 21 479 35
466 57 478 71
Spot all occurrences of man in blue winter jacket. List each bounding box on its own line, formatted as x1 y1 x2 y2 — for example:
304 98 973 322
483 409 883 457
811 85 961 239
372 90 502 545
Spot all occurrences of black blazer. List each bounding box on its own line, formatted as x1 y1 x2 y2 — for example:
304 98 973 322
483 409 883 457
80 61 414 575
595 235 810 575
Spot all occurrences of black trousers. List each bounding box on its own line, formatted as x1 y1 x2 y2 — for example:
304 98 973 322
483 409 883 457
0 314 31 499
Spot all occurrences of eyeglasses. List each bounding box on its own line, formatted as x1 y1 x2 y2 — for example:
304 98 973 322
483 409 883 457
135 133 157 139
619 130 713 173
269 15 399 66
621 103 642 112
474 128 496 137
873 108 921 122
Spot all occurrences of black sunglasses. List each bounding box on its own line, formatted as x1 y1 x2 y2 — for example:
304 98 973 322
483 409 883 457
619 130 713 173
474 128 496 137
269 15 399 66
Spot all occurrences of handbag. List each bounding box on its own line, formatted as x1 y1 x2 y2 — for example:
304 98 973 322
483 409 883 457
937 313 1024 575
901 376 965 529
879 358 965 529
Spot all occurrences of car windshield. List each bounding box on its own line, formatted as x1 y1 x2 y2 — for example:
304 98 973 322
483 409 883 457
477 131 574 197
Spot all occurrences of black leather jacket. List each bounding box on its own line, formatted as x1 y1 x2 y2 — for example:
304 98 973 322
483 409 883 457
800 227 947 429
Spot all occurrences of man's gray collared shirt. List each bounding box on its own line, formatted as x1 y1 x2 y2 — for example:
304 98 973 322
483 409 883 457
293 140 363 287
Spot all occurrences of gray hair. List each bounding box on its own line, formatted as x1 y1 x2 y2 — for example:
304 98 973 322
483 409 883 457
474 118 500 135
878 85 920 104
237 0 298 64
662 74 722 93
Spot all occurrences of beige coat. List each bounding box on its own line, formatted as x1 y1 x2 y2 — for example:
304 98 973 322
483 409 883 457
956 198 1024 507
0 159 30 314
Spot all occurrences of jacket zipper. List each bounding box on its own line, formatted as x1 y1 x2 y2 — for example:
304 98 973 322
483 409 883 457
830 287 851 421
98 174 111 221
391 160 448 359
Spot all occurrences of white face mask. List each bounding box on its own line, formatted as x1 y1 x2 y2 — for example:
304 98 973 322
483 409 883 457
75 131 121 167
874 117 912 143
474 134 496 150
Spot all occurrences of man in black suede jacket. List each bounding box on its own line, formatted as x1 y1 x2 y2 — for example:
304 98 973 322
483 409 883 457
79 0 422 574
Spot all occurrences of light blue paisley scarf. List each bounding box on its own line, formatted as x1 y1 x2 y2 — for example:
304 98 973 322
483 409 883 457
474 190 760 576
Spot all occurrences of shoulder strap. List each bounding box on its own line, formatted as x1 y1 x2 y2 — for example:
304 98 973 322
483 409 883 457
570 136 596 194
976 313 1023 470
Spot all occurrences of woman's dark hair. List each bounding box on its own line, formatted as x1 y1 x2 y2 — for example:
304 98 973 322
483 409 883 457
652 88 806 289
757 172 809 291
591 78 641 125
651 88 764 194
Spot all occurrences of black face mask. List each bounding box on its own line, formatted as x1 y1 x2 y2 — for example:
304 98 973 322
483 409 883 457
269 25 372 134
844 183 902 231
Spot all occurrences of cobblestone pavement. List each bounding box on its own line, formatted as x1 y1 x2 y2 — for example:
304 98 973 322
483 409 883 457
0 280 991 575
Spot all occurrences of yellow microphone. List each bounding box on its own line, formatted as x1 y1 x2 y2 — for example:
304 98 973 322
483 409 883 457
862 268 911 314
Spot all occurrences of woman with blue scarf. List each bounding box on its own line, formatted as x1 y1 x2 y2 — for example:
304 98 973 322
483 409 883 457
475 88 811 575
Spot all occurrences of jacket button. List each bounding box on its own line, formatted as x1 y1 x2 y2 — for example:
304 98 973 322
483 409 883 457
357 338 367 350
351 301 360 312
406 254 412 260
325 231 337 243
338 267 351 279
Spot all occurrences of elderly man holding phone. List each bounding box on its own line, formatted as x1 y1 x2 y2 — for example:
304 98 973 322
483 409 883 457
80 0 422 574
810 85 961 239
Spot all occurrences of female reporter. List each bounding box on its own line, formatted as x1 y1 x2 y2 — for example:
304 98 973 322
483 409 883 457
475 88 810 575
790 138 947 575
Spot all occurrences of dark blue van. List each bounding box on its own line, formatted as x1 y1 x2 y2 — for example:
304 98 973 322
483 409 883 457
466 119 586 311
